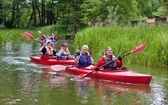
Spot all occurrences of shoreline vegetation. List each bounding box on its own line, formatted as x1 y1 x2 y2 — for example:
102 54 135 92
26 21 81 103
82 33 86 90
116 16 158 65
0 24 168 67
74 24 168 67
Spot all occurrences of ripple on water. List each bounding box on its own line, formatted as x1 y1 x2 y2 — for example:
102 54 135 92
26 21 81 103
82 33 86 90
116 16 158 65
149 76 168 105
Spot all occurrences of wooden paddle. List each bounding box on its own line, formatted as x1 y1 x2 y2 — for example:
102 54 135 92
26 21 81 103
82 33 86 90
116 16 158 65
78 43 146 79
23 31 43 44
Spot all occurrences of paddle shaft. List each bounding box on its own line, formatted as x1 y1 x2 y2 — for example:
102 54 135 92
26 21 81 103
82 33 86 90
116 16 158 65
33 37 43 44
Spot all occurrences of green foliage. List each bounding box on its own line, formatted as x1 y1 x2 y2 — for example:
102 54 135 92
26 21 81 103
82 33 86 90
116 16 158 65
74 24 168 67
137 0 153 18
0 0 167 33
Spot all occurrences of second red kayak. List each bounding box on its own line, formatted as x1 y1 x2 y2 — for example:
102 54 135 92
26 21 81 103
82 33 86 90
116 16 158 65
30 55 76 65
65 67 152 84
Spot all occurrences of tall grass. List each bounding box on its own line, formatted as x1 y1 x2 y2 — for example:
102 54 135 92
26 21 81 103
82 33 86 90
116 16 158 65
0 29 25 42
0 25 64 43
74 24 168 67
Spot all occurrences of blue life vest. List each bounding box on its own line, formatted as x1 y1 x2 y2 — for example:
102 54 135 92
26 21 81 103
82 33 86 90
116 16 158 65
58 51 68 59
78 53 92 67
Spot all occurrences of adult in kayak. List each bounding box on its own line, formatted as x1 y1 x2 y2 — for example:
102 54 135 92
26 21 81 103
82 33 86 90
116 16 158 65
57 43 73 59
95 46 123 70
39 31 59 46
38 40 57 56
75 45 94 68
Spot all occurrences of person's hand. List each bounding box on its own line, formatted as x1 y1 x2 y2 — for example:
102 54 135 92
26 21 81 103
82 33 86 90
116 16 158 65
118 56 122 61
76 51 80 56
94 68 99 71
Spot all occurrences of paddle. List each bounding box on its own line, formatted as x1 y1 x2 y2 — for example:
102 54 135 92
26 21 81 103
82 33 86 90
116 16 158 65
78 43 146 79
23 31 43 44
50 65 72 72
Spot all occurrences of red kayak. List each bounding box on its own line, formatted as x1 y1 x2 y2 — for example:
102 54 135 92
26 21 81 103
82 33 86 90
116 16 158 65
65 67 152 84
30 55 76 65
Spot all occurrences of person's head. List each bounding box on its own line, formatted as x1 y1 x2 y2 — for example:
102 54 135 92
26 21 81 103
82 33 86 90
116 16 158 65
104 46 113 56
81 45 89 54
46 40 53 47
61 43 68 49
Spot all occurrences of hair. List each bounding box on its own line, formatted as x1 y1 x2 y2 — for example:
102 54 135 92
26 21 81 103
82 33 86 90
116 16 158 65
62 43 68 47
81 45 89 50
46 40 52 45
104 46 112 55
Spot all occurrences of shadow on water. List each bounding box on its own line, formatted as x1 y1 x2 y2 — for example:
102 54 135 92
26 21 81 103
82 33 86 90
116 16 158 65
0 41 168 105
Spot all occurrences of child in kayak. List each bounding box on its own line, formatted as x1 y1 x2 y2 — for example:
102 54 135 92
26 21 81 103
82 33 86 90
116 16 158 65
57 43 73 59
95 46 123 70
38 40 57 57
75 45 94 68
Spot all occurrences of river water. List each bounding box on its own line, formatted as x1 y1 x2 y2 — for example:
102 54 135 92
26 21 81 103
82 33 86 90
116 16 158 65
0 41 168 105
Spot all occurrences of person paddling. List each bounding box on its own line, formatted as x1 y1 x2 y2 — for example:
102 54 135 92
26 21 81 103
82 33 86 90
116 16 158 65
38 40 57 57
75 45 94 68
95 46 123 70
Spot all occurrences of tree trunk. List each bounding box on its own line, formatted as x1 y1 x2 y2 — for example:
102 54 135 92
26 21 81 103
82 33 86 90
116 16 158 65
11 3 16 28
32 1 37 26
41 0 45 26
26 12 33 28
36 4 42 26
73 0 78 34
16 4 20 27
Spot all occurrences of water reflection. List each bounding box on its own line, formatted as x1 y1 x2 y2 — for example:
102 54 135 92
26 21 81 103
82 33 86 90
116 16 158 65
40 68 68 87
74 78 151 104
74 78 93 104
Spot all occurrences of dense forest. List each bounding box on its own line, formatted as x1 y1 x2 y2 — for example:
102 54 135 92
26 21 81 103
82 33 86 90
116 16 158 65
0 0 168 34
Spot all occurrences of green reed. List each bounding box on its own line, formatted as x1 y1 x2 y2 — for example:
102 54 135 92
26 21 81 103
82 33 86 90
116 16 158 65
74 24 168 67
0 29 25 43
0 26 62 43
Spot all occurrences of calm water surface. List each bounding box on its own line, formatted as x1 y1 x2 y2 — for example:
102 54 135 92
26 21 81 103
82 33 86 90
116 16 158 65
0 41 168 105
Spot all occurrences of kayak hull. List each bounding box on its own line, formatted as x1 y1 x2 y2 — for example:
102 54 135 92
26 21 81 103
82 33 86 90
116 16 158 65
30 56 76 65
65 67 152 84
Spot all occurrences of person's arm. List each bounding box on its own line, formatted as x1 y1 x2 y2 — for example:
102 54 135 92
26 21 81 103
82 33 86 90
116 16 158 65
116 56 123 68
53 49 57 56
74 52 80 66
66 49 70 55
75 55 80 66
95 58 105 68
38 45 45 52
116 60 123 68
90 57 95 65
56 50 61 56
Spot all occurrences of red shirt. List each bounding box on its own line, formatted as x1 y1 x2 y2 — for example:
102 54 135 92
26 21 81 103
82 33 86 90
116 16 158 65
95 57 123 69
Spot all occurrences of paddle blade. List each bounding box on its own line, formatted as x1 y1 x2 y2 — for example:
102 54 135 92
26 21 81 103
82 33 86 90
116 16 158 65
50 65 67 72
23 32 34 40
131 44 146 53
